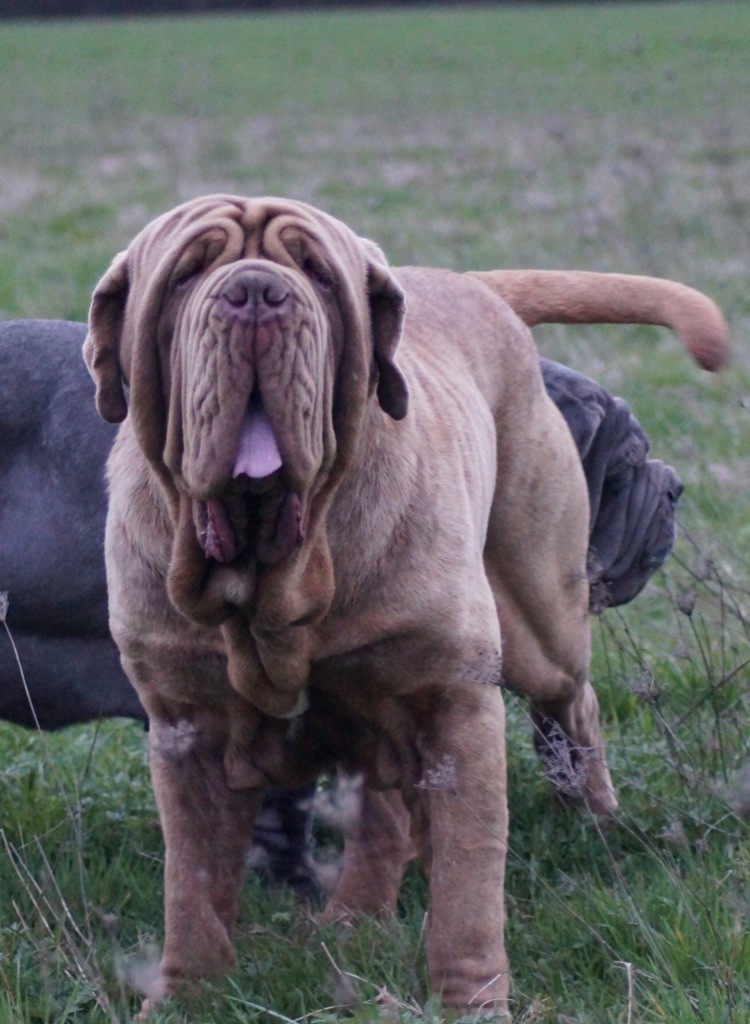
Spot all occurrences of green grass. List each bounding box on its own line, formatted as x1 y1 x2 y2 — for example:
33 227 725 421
0 2 749 1021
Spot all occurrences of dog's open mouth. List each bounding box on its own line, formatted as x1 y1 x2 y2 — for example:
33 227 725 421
195 395 304 566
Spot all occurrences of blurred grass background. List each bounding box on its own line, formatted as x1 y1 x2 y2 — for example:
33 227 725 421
0 2 748 1021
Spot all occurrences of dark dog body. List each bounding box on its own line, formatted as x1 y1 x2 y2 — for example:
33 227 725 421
0 319 137 727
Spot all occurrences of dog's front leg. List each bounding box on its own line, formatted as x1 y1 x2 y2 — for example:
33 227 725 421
145 705 263 1000
414 685 510 1020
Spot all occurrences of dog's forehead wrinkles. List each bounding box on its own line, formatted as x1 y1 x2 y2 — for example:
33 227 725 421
131 194 363 288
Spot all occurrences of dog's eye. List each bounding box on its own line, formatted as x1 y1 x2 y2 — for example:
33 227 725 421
172 258 205 290
301 257 334 293
172 253 207 290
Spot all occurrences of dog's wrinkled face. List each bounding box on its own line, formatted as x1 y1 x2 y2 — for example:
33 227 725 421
85 196 408 591
170 251 336 569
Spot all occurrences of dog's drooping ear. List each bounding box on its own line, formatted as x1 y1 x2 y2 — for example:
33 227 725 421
84 251 130 424
364 241 409 421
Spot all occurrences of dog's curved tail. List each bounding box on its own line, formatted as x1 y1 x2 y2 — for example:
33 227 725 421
467 270 728 372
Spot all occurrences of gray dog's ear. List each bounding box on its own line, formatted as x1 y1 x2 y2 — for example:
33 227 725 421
364 240 409 421
84 251 130 424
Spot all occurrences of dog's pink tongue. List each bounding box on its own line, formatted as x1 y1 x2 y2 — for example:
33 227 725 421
232 407 282 480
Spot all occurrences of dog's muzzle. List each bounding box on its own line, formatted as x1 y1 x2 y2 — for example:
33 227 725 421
190 268 307 566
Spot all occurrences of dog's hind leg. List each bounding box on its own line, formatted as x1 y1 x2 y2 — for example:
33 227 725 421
490 574 617 815
485 401 617 815
487 539 617 815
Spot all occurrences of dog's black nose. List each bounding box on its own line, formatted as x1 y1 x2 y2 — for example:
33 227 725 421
221 271 290 314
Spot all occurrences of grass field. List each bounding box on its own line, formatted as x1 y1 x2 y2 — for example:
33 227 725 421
0 2 749 1021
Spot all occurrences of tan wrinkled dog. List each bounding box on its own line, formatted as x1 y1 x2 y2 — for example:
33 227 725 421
84 195 726 1019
